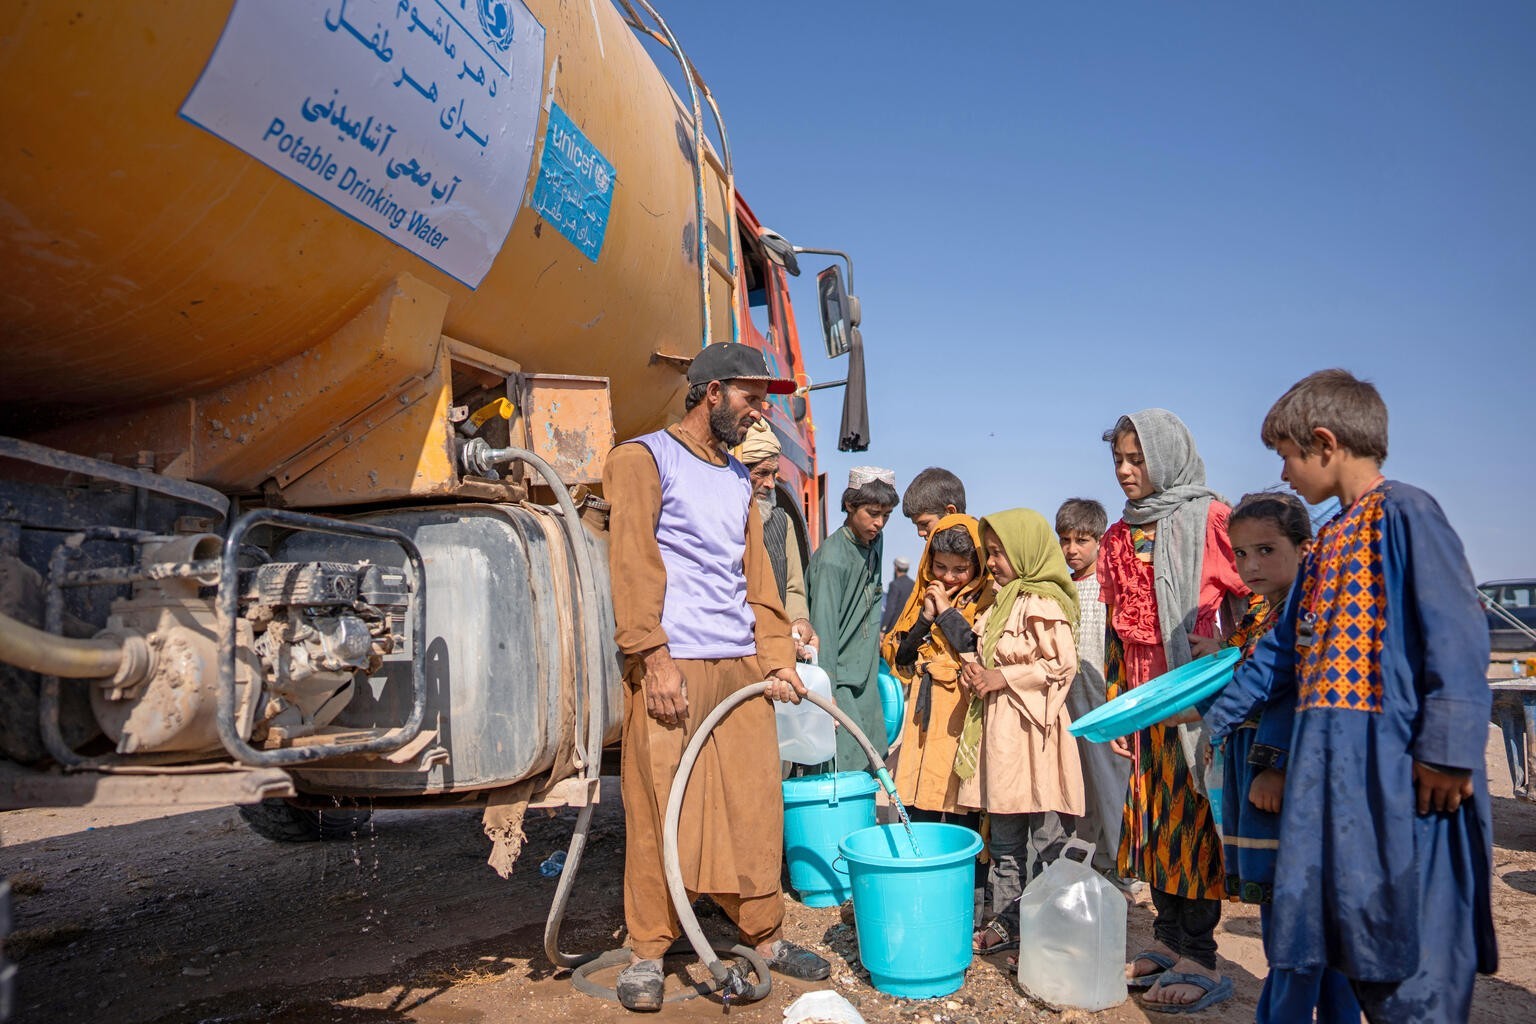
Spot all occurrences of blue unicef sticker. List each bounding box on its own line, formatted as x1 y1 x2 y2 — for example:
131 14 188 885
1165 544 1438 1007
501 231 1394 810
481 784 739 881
531 103 615 262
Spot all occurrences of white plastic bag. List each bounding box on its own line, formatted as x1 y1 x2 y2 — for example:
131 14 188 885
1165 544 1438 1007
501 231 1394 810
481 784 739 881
783 989 866 1024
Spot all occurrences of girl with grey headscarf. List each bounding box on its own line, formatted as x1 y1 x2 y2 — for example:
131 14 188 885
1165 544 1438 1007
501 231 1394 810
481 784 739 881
1096 409 1248 1014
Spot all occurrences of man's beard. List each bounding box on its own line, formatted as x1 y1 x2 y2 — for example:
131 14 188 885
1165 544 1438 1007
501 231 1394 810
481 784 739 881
709 403 744 445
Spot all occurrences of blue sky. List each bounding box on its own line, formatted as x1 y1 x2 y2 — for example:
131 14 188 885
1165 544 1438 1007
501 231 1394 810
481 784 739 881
639 2 1535 582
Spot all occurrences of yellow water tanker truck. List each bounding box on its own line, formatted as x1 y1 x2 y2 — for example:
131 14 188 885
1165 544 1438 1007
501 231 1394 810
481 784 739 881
0 0 869 856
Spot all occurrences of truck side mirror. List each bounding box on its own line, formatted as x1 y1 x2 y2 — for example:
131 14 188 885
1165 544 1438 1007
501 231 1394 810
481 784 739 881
838 327 870 452
817 265 860 359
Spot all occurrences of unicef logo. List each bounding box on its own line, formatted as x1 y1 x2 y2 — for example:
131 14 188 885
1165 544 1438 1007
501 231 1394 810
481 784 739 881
593 164 611 193
477 0 515 51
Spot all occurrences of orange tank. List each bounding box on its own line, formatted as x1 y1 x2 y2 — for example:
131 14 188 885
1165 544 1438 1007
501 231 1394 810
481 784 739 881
0 0 819 517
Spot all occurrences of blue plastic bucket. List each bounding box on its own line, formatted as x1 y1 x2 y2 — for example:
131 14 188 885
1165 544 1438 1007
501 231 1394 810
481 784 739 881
838 822 983 998
781 771 878 907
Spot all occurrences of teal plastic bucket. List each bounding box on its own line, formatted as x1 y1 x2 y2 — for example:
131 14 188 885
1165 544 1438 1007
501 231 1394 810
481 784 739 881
781 771 878 907
838 822 982 998
877 659 904 748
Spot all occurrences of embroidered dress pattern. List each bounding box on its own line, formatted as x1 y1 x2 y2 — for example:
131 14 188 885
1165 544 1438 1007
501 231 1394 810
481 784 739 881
1107 632 1224 899
1131 524 1155 558
1296 489 1387 713
1230 596 1275 659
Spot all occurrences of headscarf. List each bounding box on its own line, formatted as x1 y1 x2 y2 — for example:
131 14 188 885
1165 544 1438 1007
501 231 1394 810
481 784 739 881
879 513 992 680
732 419 779 465
955 508 1078 780
1116 409 1223 672
976 508 1079 669
1115 408 1226 789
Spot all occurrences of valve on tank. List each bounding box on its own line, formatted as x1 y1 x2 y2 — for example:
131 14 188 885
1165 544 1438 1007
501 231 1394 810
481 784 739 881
244 562 409 744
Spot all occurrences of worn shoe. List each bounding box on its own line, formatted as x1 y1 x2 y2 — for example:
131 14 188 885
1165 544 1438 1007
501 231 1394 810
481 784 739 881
616 958 664 1013
763 940 831 981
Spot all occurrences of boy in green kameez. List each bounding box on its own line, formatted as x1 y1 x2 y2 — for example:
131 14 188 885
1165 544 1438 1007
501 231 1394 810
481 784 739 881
806 466 899 769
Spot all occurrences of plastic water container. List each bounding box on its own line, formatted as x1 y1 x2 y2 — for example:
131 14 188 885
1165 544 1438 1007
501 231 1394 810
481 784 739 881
1205 751 1225 834
782 771 878 906
876 658 905 748
1015 839 1127 1011
838 822 982 998
776 655 835 764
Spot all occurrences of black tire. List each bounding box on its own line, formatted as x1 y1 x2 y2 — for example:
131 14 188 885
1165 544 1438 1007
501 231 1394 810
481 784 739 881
2 880 14 1022
237 798 373 842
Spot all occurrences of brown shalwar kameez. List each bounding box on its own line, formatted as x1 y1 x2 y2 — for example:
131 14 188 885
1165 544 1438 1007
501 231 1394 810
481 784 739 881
605 426 797 960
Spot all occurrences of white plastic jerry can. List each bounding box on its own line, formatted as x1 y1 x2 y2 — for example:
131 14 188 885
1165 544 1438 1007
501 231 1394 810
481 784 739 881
774 653 836 764
1015 838 1128 1011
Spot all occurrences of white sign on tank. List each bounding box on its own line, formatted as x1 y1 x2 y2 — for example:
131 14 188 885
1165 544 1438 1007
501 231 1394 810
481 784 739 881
182 0 545 288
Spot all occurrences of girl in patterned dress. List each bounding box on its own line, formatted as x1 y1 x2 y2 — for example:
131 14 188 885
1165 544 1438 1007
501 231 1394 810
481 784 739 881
1096 410 1248 1014
1198 493 1359 1022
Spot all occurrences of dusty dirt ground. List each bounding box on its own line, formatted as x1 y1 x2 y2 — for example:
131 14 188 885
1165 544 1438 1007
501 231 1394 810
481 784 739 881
3 715 1535 1022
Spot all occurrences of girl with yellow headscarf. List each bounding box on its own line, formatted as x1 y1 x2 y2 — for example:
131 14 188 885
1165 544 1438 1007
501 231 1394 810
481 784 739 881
958 507 1084 955
880 514 992 820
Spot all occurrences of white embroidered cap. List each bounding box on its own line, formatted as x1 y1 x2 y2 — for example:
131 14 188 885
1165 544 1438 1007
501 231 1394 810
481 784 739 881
847 466 896 489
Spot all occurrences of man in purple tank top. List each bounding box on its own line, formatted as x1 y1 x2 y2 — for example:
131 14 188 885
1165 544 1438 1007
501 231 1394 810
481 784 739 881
603 343 831 1011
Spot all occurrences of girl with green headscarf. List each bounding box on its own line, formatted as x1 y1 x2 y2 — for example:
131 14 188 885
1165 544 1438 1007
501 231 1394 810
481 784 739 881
957 508 1085 955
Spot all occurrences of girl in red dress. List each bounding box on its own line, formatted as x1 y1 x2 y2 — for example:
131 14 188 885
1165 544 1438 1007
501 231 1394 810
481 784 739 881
1097 409 1248 1014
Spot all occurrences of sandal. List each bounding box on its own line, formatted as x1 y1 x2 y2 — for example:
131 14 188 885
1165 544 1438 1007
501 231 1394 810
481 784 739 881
1127 949 1176 990
1142 971 1234 1014
972 918 1017 954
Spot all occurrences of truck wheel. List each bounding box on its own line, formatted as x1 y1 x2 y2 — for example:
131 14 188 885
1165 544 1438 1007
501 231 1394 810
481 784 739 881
237 799 372 842
2 880 14 1022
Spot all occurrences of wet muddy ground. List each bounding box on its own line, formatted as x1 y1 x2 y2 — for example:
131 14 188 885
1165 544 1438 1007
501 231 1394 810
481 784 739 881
3 733 1534 1023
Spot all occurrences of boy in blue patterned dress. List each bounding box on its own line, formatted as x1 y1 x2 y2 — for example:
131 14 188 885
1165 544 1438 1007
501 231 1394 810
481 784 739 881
1204 369 1496 1023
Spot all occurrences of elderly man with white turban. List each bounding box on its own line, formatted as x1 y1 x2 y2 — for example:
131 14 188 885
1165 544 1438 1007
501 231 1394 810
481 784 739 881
732 421 817 655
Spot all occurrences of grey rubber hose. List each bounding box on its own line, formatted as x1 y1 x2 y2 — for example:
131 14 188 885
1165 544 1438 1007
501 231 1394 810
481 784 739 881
662 683 897 999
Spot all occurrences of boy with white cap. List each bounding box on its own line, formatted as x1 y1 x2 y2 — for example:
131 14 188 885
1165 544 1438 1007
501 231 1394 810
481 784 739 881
807 466 899 768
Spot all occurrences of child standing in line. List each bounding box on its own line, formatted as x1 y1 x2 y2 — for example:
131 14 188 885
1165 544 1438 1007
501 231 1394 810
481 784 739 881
1055 498 1131 885
1097 410 1248 1014
881 516 992 827
1205 370 1496 1023
958 509 1082 955
807 467 899 770
900 466 967 539
1195 492 1359 1022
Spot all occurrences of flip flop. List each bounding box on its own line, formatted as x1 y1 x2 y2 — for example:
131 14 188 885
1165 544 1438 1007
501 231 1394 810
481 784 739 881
972 918 1017 954
1126 949 1176 990
1141 971 1234 1014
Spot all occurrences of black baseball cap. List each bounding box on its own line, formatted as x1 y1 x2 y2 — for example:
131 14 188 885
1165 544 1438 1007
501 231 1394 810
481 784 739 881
686 343 797 395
